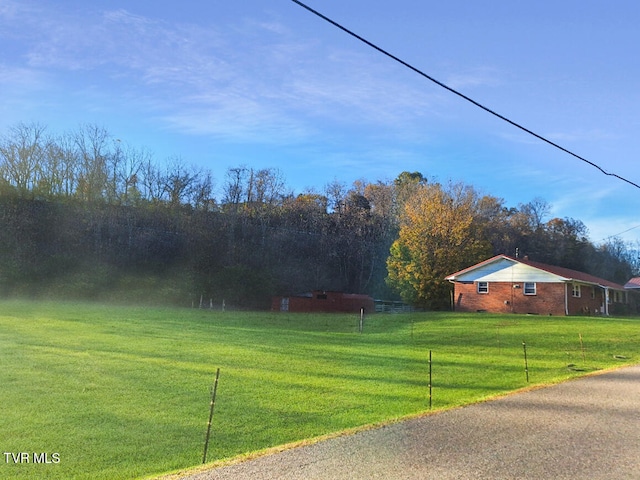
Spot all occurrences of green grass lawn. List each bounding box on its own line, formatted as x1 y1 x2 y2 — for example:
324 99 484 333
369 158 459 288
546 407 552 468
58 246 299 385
1 300 638 480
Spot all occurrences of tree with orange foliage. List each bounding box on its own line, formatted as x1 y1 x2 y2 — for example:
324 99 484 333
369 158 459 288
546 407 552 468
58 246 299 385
386 182 492 309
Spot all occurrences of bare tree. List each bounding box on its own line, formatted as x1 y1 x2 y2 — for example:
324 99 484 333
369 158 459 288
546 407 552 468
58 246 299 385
252 168 286 206
189 169 215 210
162 157 197 207
42 132 79 198
73 124 110 202
115 142 147 205
139 157 163 204
0 122 48 195
518 197 550 231
325 179 347 213
222 166 248 209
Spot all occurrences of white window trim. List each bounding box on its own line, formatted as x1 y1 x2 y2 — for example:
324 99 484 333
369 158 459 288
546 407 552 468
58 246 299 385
477 281 489 294
572 284 581 298
524 282 536 295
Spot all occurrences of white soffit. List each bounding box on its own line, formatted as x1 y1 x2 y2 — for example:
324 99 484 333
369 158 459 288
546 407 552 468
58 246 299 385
455 258 568 283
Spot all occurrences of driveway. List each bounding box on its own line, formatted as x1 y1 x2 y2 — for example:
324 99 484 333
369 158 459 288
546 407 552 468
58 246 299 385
177 365 640 480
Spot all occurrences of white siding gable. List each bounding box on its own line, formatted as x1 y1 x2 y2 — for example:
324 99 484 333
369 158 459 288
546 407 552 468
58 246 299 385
454 258 568 283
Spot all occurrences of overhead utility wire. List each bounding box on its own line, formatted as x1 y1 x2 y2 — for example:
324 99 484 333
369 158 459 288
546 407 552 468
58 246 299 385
291 0 640 191
602 223 640 242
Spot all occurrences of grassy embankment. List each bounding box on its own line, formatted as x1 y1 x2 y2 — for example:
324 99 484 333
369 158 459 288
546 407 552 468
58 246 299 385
1 300 638 479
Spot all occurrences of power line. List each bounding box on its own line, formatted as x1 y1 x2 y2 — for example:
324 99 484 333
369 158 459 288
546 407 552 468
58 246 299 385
290 0 640 191
616 224 640 236
602 224 640 243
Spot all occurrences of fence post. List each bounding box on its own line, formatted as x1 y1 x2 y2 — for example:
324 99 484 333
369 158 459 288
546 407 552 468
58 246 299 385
428 350 432 409
522 341 529 383
202 368 221 464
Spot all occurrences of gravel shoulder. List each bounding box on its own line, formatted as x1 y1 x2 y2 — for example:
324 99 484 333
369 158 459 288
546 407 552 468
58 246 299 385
170 365 640 480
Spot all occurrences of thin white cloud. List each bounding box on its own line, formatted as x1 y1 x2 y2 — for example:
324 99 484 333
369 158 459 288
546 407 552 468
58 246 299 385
287 54 438 125
0 62 56 129
159 98 316 145
546 129 619 143
550 184 615 215
8 1 606 161
583 216 640 245
0 0 20 18
0 63 44 87
445 67 503 90
1 3 457 144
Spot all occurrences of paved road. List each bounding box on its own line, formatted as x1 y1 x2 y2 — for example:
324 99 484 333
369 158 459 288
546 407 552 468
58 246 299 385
179 365 640 480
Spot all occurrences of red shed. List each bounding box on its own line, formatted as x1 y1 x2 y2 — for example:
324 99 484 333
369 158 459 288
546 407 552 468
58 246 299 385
272 291 375 314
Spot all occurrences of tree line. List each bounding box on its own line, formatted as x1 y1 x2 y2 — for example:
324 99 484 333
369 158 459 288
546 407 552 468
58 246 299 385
0 122 638 309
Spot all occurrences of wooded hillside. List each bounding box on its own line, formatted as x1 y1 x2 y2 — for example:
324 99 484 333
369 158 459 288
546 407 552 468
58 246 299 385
1 122 637 308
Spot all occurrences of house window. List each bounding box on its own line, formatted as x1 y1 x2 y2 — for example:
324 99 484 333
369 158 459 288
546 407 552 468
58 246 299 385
524 282 536 295
612 291 624 303
316 294 328 300
572 284 581 298
591 287 595 299
280 297 289 312
477 282 488 294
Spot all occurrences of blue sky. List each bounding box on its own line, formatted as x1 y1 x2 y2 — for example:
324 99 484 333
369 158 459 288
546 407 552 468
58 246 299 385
1 0 639 244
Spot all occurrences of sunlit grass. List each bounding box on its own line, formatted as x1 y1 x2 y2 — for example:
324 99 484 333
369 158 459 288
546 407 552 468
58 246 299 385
0 300 637 479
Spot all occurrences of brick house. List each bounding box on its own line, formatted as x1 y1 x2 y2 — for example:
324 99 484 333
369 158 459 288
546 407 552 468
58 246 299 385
271 291 375 314
445 255 629 316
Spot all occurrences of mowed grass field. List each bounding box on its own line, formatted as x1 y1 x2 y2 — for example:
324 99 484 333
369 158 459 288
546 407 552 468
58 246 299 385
1 300 639 480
